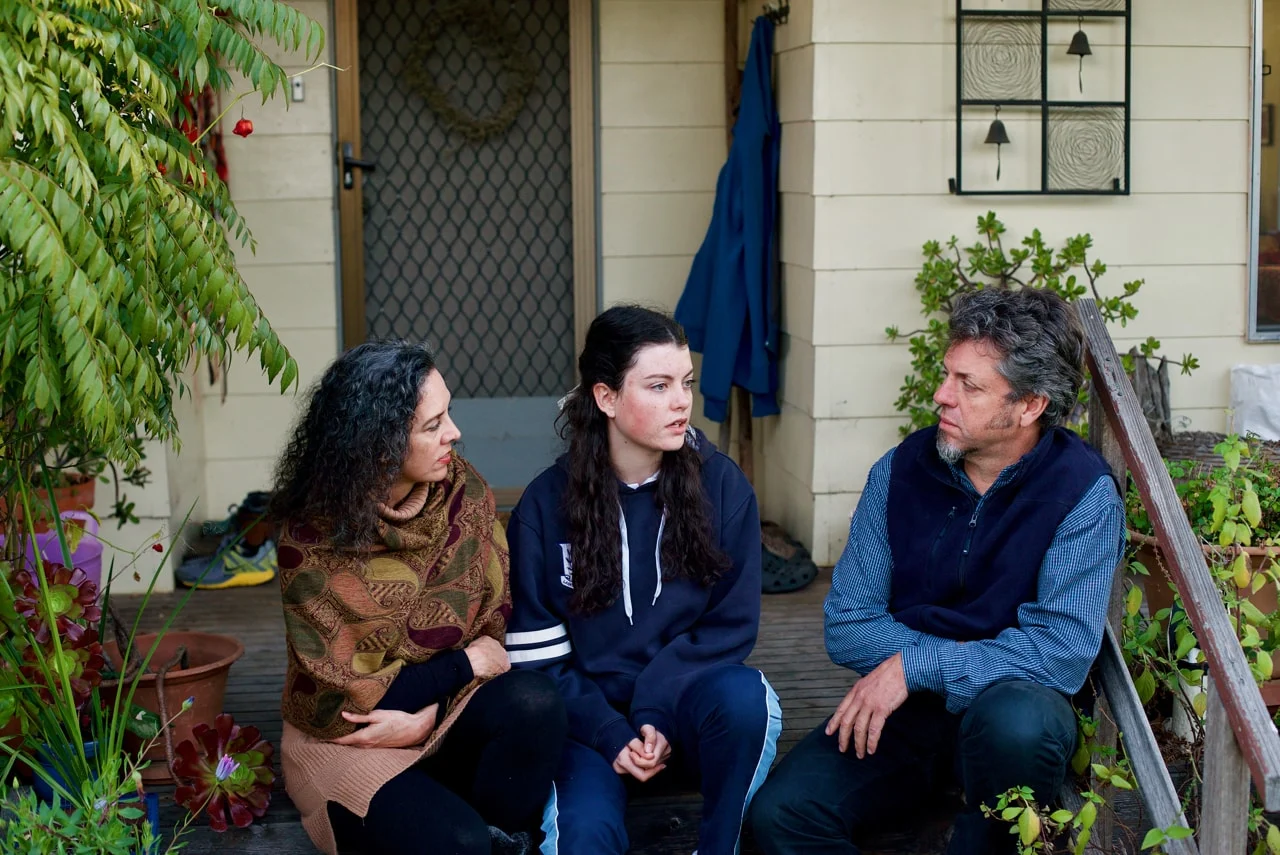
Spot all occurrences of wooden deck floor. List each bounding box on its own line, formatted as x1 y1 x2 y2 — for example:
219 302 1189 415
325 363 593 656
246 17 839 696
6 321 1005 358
116 574 955 854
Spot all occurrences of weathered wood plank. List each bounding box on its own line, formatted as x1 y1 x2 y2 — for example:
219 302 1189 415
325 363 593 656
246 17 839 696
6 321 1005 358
1097 624 1196 855
1200 681 1250 854
1088 360 1129 852
1079 299 1280 810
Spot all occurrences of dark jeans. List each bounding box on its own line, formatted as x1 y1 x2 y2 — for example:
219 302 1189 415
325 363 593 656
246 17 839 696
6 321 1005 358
328 669 568 855
749 680 1077 855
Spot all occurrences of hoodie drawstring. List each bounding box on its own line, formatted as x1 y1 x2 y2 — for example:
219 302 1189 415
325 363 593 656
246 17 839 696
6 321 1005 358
618 504 666 627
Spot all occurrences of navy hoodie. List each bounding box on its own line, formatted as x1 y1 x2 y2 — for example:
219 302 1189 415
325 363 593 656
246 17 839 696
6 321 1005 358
505 428 761 763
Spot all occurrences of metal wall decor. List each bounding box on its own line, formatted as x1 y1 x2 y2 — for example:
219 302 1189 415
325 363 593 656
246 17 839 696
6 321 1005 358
949 0 1131 196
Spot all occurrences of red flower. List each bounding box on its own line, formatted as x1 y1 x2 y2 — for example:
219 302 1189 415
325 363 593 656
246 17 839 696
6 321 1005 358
14 562 102 645
157 163 168 175
232 118 254 138
174 714 275 832
152 543 164 552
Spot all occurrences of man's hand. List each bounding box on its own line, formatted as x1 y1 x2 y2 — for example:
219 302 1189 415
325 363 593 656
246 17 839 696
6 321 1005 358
331 704 440 749
826 652 909 759
629 724 671 770
613 737 666 782
464 636 511 679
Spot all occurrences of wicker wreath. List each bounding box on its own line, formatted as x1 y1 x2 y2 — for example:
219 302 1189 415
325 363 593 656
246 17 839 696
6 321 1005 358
401 2 536 145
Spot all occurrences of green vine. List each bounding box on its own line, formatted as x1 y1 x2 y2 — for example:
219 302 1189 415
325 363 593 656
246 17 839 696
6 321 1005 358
401 2 536 145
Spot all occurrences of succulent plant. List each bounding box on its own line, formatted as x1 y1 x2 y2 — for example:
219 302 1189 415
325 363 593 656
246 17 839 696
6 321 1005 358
19 625 106 712
14 562 102 646
173 713 275 832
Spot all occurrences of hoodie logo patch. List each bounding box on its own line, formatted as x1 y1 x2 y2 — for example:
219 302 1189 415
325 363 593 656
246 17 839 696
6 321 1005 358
559 543 573 589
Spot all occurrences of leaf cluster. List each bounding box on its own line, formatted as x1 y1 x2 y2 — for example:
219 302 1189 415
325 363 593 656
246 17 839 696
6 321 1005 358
0 784 156 855
887 211 1197 436
0 0 322 474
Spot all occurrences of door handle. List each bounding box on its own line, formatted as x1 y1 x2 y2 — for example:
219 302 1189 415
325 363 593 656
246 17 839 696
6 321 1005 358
341 141 376 189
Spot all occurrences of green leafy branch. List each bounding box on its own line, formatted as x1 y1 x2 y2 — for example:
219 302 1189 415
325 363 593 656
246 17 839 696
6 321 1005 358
887 212 1199 436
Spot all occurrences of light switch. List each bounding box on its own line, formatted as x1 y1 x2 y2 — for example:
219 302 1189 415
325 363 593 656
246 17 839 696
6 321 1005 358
291 76 305 102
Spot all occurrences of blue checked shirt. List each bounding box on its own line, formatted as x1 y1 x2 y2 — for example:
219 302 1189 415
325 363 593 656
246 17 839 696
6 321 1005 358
824 447 1127 713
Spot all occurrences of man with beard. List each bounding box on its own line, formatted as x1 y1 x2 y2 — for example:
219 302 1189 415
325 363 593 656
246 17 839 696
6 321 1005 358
749 288 1126 855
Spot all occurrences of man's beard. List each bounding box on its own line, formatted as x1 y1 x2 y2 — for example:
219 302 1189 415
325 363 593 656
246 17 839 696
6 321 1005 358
936 433 964 464
935 403 1016 465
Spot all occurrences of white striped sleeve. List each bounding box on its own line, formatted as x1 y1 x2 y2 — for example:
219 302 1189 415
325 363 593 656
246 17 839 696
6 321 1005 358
505 623 572 665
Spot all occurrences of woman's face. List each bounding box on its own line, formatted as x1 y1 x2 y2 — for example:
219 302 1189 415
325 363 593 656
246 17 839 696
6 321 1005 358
399 369 461 484
595 343 695 456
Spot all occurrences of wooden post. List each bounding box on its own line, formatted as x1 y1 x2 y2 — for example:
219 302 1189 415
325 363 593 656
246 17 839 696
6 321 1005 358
1088 369 1128 853
1200 679 1251 854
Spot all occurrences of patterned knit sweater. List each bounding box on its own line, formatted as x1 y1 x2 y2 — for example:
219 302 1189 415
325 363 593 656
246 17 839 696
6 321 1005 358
278 458 509 855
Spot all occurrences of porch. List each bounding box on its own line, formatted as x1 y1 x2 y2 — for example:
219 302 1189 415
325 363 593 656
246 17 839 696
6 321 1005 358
120 576 959 855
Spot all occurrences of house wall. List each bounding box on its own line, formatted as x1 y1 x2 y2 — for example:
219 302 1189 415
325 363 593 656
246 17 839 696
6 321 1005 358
165 0 1274 575
197 0 341 516
778 0 1280 565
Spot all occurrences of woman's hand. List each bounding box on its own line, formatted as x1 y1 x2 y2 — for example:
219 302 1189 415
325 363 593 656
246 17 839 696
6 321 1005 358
612 737 666 782
464 636 511 679
629 725 671 770
330 704 440 749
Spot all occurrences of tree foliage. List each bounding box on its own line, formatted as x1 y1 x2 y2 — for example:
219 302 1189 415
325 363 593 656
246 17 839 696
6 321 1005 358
0 0 324 467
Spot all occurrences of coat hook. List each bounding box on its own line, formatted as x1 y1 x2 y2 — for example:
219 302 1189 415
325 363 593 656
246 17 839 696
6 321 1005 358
762 1 789 25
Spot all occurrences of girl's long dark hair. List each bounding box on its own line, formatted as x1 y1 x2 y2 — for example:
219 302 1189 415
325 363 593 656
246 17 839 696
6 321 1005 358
556 306 730 615
271 341 437 548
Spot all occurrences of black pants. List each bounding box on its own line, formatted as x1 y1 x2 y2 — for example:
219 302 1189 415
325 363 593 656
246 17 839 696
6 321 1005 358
749 681 1078 855
329 669 568 855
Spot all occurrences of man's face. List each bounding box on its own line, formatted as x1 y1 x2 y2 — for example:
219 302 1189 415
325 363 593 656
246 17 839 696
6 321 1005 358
932 339 1028 463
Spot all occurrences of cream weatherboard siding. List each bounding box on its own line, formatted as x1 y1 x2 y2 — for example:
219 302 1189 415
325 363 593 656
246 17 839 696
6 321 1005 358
776 0 1280 565
155 0 1278 581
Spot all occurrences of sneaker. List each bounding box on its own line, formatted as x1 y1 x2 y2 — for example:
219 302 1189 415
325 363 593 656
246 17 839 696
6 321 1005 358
177 536 277 589
200 491 272 546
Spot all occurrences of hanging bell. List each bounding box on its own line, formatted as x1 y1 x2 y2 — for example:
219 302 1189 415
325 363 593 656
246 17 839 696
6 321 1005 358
985 107 1010 181
984 117 1011 146
1067 29 1092 58
1067 20 1092 93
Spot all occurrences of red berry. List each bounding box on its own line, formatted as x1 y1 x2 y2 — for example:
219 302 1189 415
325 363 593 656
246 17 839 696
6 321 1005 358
232 118 254 138
152 543 164 552
157 163 167 175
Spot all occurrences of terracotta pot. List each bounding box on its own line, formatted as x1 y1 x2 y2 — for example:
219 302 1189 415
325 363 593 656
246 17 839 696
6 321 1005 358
102 632 244 785
1 480 97 534
1129 531 1278 619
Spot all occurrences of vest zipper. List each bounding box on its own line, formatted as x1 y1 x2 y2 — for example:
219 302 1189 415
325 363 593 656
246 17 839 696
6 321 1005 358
927 507 958 581
958 504 981 593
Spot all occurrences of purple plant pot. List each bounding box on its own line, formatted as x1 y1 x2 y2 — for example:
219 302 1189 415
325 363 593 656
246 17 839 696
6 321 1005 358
0 511 103 594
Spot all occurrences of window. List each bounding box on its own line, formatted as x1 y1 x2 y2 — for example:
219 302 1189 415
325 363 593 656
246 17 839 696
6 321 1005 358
1253 0 1280 338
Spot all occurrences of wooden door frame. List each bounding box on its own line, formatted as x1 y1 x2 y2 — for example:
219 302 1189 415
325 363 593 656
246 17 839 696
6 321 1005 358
333 0 599 356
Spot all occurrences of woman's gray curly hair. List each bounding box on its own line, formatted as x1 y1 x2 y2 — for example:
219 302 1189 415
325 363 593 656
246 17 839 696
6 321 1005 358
947 288 1085 428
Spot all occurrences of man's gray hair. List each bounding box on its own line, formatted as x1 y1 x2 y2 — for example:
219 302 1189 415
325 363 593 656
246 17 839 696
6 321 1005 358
948 288 1084 428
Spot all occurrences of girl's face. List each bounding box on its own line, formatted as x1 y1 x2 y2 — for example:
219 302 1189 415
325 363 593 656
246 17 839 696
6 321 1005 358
594 343 695 457
398 369 461 485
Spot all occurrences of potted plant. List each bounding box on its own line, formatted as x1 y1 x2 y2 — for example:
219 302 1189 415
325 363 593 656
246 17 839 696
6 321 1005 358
102 627 245 785
1124 434 1280 708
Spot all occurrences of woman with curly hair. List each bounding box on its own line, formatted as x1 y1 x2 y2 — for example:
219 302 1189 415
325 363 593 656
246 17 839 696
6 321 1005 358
506 306 781 855
271 341 566 855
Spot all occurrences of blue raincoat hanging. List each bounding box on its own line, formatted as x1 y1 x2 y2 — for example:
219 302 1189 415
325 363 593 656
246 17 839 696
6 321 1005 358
675 16 781 422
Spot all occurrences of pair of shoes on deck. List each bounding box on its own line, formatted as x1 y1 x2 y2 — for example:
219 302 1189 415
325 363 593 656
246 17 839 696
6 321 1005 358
176 534 278 589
